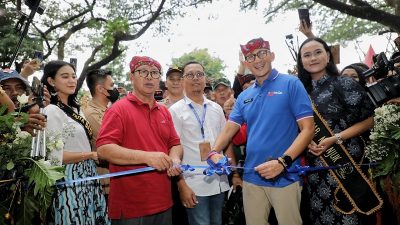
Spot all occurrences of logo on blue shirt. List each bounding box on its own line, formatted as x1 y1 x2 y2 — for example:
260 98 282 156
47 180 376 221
267 91 283 96
244 98 253 104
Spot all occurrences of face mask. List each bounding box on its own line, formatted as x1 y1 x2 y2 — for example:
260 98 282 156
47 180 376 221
106 87 120 103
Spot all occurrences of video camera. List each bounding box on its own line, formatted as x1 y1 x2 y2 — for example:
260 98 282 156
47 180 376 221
362 52 400 107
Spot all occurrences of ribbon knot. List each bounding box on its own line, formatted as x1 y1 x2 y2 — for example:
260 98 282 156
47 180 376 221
203 156 232 176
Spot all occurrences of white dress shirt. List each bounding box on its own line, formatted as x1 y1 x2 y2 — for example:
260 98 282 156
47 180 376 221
169 96 230 196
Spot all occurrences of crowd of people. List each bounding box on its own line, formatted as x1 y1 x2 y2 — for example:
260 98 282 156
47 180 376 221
1 19 400 225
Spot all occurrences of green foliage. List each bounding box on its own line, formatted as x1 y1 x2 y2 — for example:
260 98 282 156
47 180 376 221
0 2 41 68
0 106 30 171
25 158 65 196
24 158 65 219
171 48 226 79
240 0 397 44
16 193 38 225
0 105 65 223
104 53 129 87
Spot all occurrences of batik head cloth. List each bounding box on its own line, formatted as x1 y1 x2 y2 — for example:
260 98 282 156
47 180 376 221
129 56 162 73
240 38 270 56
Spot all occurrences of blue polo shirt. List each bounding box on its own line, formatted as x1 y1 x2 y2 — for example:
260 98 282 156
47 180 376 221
229 69 313 187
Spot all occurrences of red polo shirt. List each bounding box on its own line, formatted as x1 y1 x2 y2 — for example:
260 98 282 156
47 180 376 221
96 93 180 219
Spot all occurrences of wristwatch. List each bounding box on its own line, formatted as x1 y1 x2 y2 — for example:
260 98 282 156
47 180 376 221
278 155 293 169
334 133 343 144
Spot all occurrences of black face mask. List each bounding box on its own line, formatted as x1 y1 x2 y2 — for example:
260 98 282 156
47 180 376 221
106 88 120 103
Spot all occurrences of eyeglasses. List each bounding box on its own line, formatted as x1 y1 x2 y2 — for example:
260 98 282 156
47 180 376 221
245 50 269 63
134 70 161 79
183 72 205 79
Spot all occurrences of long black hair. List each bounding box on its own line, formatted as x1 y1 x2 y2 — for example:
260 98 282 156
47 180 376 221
297 37 340 93
41 60 80 110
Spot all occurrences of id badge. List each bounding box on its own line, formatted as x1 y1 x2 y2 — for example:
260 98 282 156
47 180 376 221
199 141 211 161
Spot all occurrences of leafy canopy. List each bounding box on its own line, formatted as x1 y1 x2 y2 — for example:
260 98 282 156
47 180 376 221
171 48 226 80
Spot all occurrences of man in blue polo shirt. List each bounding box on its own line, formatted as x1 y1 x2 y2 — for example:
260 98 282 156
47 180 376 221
212 38 314 225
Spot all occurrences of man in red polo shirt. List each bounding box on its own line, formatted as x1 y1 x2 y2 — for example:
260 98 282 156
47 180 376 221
97 56 183 225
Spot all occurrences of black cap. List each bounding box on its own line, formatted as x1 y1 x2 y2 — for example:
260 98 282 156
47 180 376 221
166 66 182 77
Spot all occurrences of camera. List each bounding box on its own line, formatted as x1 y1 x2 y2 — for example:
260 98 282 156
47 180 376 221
362 52 400 107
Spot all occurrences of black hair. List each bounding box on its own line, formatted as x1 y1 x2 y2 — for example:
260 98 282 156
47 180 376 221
232 74 255 98
41 60 80 110
181 61 205 74
341 62 369 86
297 37 340 93
86 69 112 96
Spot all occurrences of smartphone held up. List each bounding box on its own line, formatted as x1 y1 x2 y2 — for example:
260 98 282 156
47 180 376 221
298 8 311 26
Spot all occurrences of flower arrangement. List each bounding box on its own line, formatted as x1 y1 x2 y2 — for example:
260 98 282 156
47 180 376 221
366 104 400 176
365 104 400 220
0 96 65 224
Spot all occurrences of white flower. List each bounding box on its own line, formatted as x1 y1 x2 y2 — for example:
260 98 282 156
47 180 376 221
17 93 29 105
16 131 31 140
55 139 64 149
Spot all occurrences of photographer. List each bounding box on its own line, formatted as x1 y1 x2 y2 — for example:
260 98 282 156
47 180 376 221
361 51 400 107
0 69 47 135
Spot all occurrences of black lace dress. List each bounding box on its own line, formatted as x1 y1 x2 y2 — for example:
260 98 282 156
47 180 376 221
305 75 375 225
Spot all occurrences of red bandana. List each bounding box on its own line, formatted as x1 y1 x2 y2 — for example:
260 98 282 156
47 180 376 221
240 38 270 56
129 56 161 72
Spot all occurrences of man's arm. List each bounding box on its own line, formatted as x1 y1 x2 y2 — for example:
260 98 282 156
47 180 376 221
282 117 314 159
97 144 173 171
213 121 241 152
169 144 183 163
167 144 183 176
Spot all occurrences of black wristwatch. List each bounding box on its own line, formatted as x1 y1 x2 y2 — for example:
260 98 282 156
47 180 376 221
278 155 293 169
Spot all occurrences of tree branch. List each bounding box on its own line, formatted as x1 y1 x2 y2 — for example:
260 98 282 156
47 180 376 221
314 0 400 32
75 0 168 91
43 0 96 36
56 17 107 60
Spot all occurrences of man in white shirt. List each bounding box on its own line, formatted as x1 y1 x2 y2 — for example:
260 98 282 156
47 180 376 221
169 61 230 225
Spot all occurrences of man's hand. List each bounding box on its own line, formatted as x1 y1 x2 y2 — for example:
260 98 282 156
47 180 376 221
255 160 285 179
231 173 243 191
208 152 225 163
179 183 198 208
223 94 235 116
167 158 183 177
145 152 173 171
22 113 47 136
20 59 41 78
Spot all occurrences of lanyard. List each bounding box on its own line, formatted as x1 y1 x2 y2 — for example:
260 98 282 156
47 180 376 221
188 103 207 139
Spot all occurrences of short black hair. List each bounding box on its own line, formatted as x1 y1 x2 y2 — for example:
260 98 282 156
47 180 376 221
86 69 112 96
182 61 205 74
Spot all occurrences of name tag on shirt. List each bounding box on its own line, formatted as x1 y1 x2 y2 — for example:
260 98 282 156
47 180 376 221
199 141 211 161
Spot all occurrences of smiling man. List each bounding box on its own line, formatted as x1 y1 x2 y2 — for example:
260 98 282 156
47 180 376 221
96 56 183 225
169 61 230 225
212 38 315 225
162 66 184 108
